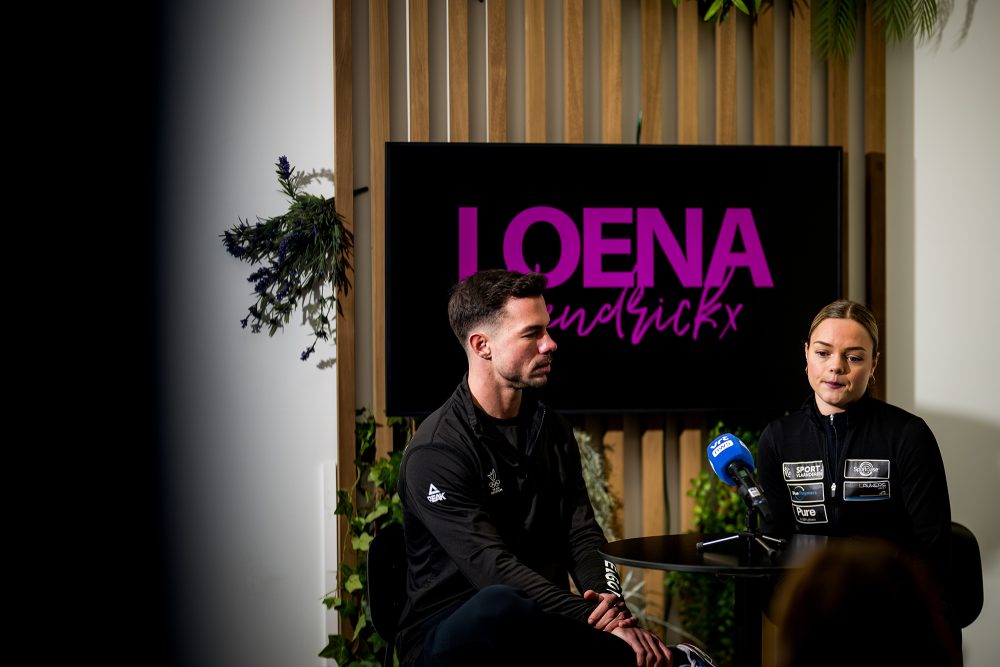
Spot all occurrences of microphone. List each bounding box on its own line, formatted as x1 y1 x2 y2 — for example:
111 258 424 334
706 433 774 525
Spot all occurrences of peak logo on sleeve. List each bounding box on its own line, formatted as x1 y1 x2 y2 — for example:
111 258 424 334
426 484 446 503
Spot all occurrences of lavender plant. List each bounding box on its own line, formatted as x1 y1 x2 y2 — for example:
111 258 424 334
222 156 354 362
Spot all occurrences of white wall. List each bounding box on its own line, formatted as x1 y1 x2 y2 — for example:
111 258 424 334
158 1 338 665
887 2 1000 664
157 1 998 664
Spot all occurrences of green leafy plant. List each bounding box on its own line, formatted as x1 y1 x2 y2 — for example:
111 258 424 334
674 0 972 62
320 409 406 666
576 429 620 542
222 156 354 363
665 421 762 667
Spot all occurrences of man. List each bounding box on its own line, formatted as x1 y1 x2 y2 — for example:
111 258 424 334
396 269 713 666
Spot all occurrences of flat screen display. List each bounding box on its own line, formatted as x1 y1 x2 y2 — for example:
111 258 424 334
386 142 842 416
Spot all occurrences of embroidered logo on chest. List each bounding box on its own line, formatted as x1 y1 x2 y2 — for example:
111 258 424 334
487 468 503 495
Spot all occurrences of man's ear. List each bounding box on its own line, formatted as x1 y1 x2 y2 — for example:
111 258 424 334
470 332 492 360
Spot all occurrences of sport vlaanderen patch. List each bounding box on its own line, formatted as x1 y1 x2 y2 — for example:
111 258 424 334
782 460 824 481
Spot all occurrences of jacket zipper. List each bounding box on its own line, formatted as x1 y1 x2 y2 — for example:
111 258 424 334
827 414 838 499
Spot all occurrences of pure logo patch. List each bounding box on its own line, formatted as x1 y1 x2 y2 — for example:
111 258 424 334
427 484 446 503
782 460 824 481
793 503 828 524
844 459 890 480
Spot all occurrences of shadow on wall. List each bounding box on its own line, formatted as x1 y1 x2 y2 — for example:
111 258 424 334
923 409 1000 562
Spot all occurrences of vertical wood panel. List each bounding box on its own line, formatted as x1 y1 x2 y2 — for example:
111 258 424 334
676 0 699 144
524 0 546 142
864 5 886 154
408 0 430 141
563 0 584 143
641 420 666 636
487 0 508 142
369 0 391 459
752 5 775 145
623 416 643 538
604 420 625 541
333 0 357 631
678 418 704 533
640 0 662 144
600 0 622 143
715 15 737 144
865 153 886 401
865 3 887 401
827 59 849 149
828 56 850 302
789 2 811 145
448 0 470 141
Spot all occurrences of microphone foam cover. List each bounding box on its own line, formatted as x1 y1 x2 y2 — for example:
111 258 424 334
706 433 755 486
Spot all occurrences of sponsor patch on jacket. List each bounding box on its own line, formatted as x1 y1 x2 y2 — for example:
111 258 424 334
843 480 891 501
844 458 890 480
793 503 828 524
782 460 824 481
787 482 825 503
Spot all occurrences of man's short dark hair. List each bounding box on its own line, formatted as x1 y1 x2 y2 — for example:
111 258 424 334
447 269 548 345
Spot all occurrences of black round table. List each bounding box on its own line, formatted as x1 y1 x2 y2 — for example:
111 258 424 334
600 532 830 667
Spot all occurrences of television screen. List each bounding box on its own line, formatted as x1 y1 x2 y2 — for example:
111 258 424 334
386 142 842 416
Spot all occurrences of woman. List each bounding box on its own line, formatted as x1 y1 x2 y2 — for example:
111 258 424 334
757 300 958 638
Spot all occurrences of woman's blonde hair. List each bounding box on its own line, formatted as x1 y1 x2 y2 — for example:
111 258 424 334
807 299 879 357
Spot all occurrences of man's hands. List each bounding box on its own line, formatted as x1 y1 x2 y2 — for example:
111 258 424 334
584 589 636 631
611 625 673 666
584 590 672 666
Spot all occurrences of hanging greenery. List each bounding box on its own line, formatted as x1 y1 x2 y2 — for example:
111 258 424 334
677 0 973 62
221 156 354 363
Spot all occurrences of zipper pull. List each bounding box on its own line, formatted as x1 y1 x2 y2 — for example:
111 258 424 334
831 482 837 498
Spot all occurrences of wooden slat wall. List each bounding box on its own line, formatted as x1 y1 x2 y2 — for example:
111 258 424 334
524 0 546 142
448 0 470 142
865 3 887 401
408 0 430 142
640 0 662 144
563 0 584 143
675 0 698 144
332 0 888 651
753 6 775 145
828 55 851 299
486 0 507 142
333 0 356 637
715 17 737 144
369 0 390 458
600 0 621 143
789 2 811 145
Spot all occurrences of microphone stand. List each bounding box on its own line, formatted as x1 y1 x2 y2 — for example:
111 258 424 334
696 507 787 562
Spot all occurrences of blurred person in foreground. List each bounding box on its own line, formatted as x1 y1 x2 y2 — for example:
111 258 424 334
770 537 960 667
